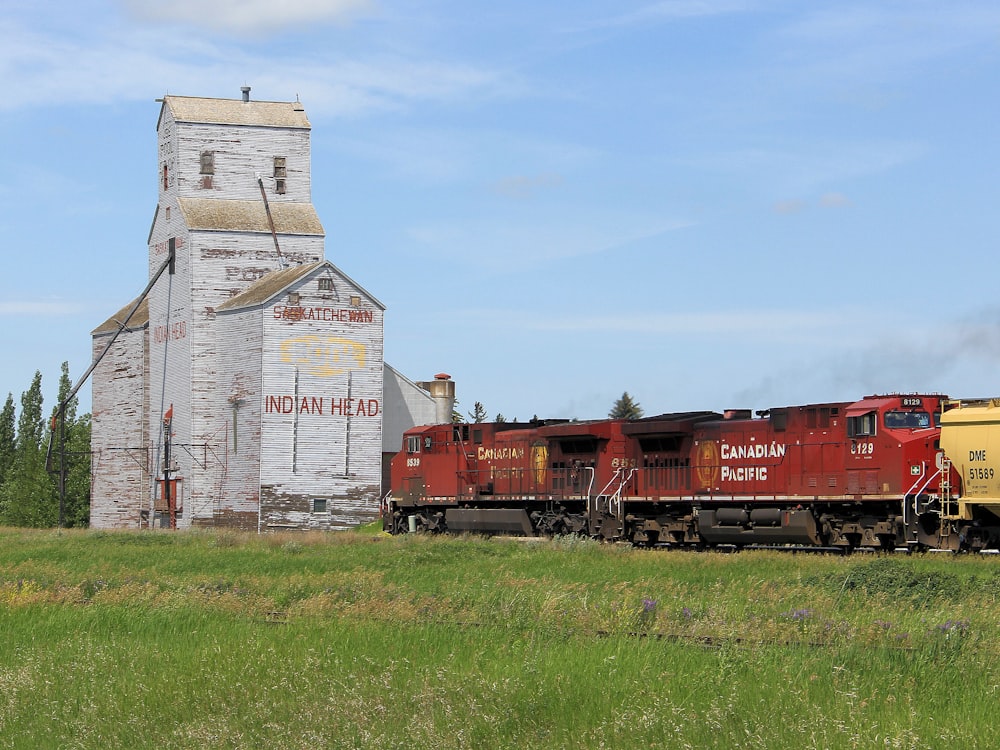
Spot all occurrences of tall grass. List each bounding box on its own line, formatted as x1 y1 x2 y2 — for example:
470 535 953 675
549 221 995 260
1 527 998 748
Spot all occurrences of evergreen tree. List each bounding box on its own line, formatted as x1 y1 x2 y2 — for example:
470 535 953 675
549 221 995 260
17 371 45 452
0 393 15 487
609 391 644 420
50 362 90 527
62 413 91 528
468 401 488 423
0 371 57 527
494 413 507 423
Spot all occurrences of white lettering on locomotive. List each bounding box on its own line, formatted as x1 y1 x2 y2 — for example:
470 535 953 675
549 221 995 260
714 441 786 483
720 442 786 460
721 465 768 481
477 446 525 461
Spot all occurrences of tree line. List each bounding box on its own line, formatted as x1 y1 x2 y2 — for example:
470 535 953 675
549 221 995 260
461 392 644 423
0 363 91 527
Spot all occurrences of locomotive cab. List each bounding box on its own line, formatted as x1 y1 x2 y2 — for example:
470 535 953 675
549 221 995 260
844 395 943 498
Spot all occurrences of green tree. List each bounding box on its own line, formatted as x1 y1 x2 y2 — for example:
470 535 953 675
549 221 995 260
468 401 488 423
50 362 91 527
0 371 57 527
494 413 507 423
0 393 15 487
609 391 644 420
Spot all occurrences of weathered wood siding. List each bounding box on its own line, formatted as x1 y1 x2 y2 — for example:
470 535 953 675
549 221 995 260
258 268 384 530
211 306 264 530
174 122 311 202
90 327 149 528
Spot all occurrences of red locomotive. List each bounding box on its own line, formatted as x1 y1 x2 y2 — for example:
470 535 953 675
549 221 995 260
384 394 951 550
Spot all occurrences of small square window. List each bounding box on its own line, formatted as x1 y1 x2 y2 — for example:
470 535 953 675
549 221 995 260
275 179 286 195
273 157 286 178
350 296 361 307
288 292 300 305
318 278 333 292
165 207 170 220
200 151 214 175
312 498 327 513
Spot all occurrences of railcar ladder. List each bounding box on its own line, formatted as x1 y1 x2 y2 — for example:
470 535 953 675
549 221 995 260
939 457 956 518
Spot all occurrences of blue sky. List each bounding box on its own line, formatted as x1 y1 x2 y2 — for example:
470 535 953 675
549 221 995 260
2 0 999 422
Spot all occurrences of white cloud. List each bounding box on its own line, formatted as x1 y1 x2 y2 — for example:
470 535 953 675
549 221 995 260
0 16 501 118
691 140 926 195
490 173 564 199
122 0 375 35
819 192 851 208
774 3 1000 83
0 301 86 316
521 308 851 336
772 199 805 214
569 0 753 32
406 215 693 269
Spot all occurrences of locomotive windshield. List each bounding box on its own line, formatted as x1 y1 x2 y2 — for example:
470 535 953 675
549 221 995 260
883 411 932 430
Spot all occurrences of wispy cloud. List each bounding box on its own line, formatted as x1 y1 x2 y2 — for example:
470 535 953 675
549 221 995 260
772 199 805 215
0 8 503 116
122 0 375 35
819 192 851 208
407 215 693 268
0 301 87 316
490 173 564 199
773 3 1000 83
568 0 753 32
692 139 926 195
772 192 852 214
520 308 854 337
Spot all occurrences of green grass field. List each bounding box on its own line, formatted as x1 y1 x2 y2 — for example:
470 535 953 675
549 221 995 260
1 527 998 749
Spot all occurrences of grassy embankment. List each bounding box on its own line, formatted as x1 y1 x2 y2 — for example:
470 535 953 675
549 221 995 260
1 526 998 749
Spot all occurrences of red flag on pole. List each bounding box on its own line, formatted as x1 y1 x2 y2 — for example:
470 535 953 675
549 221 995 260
164 405 173 423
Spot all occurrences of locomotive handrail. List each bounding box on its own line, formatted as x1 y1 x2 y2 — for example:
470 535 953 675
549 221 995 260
584 466 595 505
901 462 943 533
596 471 623 502
379 489 393 518
602 468 636 519
907 465 940 501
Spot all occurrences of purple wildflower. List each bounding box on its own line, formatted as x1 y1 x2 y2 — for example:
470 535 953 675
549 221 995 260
781 608 813 621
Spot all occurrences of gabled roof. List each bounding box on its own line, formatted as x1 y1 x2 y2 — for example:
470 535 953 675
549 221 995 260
160 95 310 129
177 198 324 235
92 297 149 336
215 260 386 313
